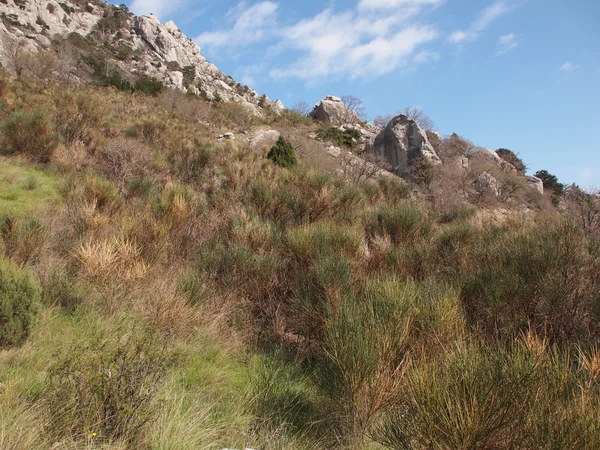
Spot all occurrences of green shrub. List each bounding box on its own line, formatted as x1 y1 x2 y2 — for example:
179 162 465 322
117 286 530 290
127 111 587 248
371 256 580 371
134 75 163 96
461 220 600 342
0 256 41 348
369 201 432 244
46 322 177 443
267 136 297 169
316 127 362 148
1 110 58 163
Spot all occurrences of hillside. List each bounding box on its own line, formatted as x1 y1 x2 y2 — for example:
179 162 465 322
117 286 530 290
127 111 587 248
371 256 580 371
1 2 600 450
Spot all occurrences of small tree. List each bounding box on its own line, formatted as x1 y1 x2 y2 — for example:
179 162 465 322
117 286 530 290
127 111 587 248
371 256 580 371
534 170 564 197
291 101 311 117
341 95 367 123
402 106 435 131
267 136 297 169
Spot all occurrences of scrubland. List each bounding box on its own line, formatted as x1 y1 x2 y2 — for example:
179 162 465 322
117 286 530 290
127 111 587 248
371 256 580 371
0 73 599 449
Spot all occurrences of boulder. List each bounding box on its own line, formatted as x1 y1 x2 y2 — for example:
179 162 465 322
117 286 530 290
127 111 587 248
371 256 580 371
474 172 500 197
250 129 280 149
326 146 341 158
366 115 441 177
310 96 357 124
525 176 544 194
469 149 516 173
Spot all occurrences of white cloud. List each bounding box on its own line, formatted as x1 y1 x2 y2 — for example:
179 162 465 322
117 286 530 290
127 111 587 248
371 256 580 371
449 1 512 44
357 0 441 10
496 32 517 55
130 0 191 19
195 1 278 49
273 5 438 82
560 61 581 71
195 0 439 83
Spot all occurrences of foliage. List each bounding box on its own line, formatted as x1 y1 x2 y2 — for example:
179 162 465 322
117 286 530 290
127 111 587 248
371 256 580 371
497 148 526 174
1 110 58 163
535 169 564 196
268 136 297 168
46 322 177 443
316 126 362 148
0 255 41 348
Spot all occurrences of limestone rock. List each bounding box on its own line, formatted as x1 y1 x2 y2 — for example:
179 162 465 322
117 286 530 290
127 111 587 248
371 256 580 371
250 129 280 149
310 96 357 124
474 172 500 197
470 149 516 173
327 146 341 158
366 115 441 177
525 176 544 194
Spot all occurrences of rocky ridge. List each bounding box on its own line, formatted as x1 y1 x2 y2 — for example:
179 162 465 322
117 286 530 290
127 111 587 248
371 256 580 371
0 0 283 114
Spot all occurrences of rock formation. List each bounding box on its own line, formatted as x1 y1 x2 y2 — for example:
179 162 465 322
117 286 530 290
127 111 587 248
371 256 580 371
525 176 544 195
366 115 441 177
310 96 358 124
0 0 283 113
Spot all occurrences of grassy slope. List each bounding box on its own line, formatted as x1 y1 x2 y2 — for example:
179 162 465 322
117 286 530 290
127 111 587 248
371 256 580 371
0 76 598 450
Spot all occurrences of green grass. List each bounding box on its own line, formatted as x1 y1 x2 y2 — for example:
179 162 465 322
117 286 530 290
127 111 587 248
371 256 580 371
0 159 61 215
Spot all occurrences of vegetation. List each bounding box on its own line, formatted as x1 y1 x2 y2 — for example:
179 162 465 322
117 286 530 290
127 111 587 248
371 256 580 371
267 136 298 168
497 148 526 174
0 255 41 348
0 71 597 449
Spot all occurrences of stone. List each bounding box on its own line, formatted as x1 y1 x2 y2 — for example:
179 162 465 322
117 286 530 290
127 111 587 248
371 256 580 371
310 95 357 124
474 172 500 197
366 115 441 177
223 132 235 140
239 101 263 118
525 176 544 194
250 129 280 149
470 148 516 173
326 145 341 158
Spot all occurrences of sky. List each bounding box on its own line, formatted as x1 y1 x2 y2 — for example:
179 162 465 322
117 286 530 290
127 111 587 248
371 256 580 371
120 0 600 188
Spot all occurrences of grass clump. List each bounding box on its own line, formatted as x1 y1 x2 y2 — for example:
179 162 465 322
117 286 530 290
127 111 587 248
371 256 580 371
0 256 41 348
267 136 297 169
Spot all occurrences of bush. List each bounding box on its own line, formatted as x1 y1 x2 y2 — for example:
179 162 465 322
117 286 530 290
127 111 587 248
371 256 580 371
268 136 297 169
496 148 526 174
134 75 163 96
0 214 46 267
316 126 362 149
369 201 432 244
46 322 177 443
1 110 58 163
0 256 41 348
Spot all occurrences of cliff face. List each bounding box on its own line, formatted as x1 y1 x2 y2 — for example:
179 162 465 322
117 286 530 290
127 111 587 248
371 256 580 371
0 0 283 113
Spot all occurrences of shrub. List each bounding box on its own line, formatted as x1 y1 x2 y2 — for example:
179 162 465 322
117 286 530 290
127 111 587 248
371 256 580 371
316 126 362 148
369 201 432 244
54 92 103 148
268 136 297 169
373 342 537 450
134 75 163 96
1 110 58 163
46 322 177 443
0 214 46 267
496 148 526 174
0 256 41 348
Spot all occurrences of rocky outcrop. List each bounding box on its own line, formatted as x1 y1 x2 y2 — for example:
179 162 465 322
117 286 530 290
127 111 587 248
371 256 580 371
525 176 544 194
469 149 517 173
0 0 283 113
366 115 441 177
310 96 357 124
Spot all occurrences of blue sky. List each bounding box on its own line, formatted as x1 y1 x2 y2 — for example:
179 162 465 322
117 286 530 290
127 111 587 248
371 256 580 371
121 0 600 187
